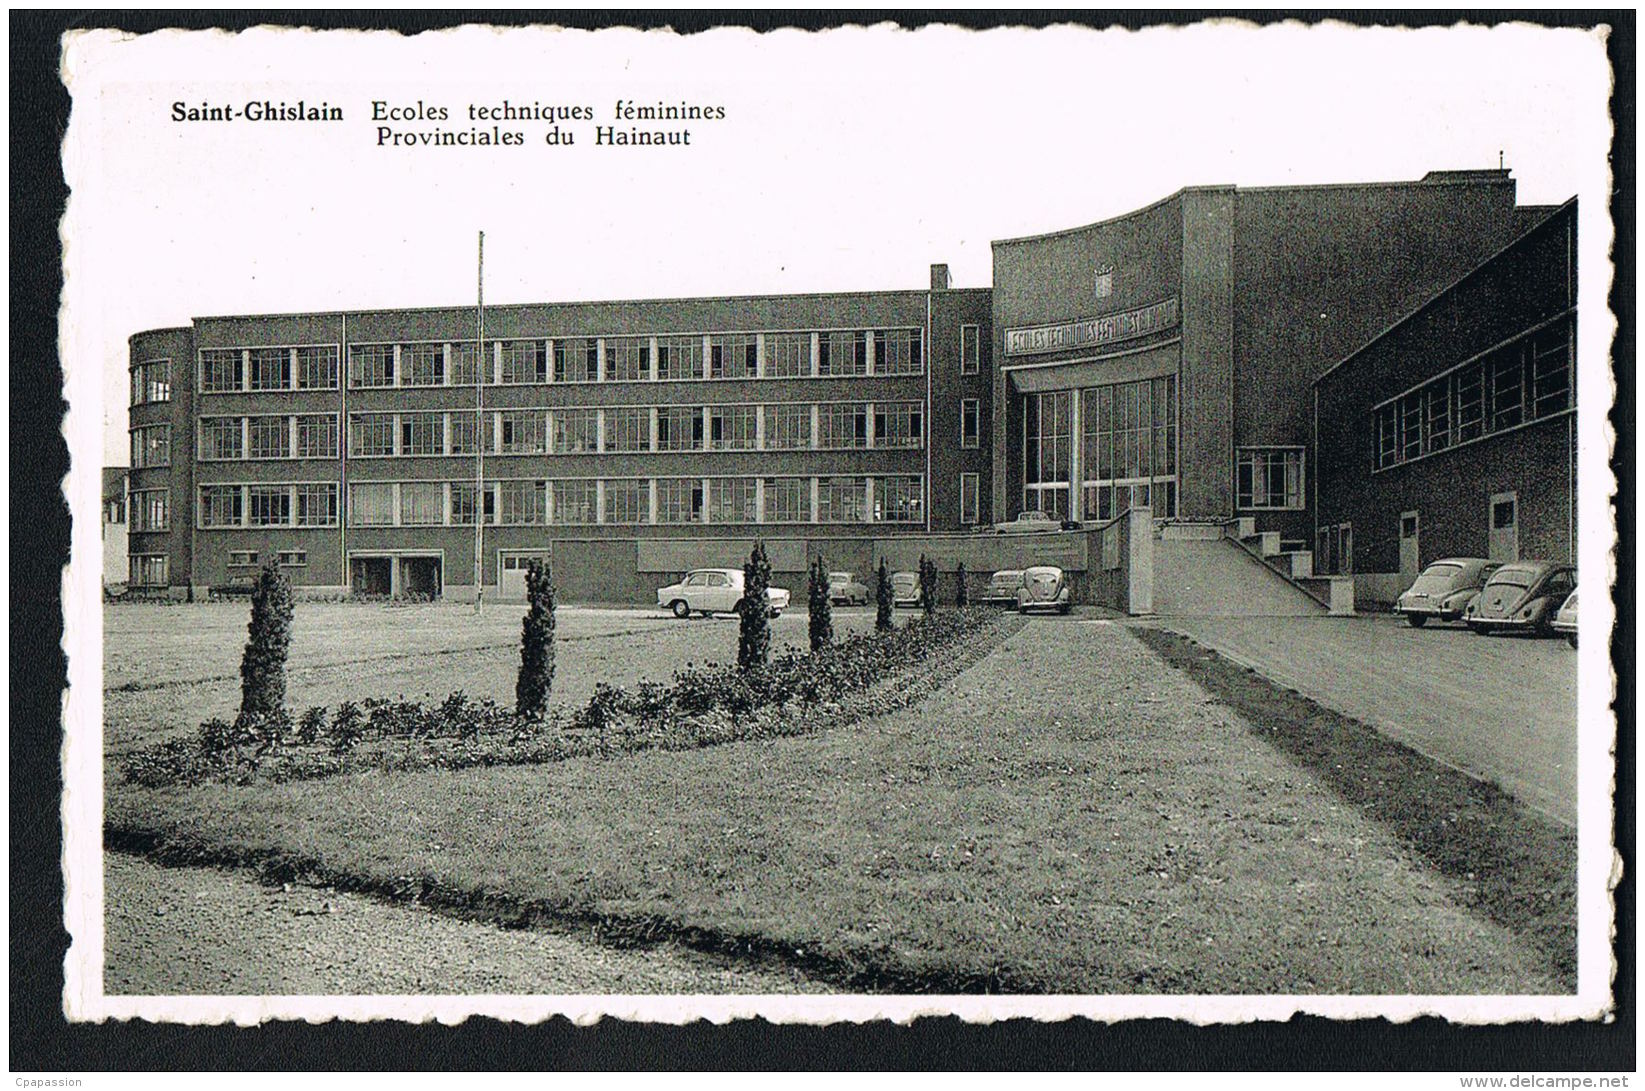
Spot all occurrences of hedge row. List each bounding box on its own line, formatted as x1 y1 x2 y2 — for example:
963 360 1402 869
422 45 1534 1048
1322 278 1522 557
121 608 1019 789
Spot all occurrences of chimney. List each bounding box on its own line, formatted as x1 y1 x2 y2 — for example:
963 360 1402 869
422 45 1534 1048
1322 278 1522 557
930 263 951 291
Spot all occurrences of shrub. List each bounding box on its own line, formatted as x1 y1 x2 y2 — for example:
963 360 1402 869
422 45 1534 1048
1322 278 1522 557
955 562 969 607
238 561 294 722
807 556 834 652
919 555 938 617
738 541 773 671
876 559 894 632
515 558 557 719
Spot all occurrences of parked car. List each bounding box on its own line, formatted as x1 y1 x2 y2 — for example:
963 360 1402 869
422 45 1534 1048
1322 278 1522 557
995 509 1059 534
656 568 790 619
1552 588 1578 648
1394 557 1500 627
890 570 922 608
984 569 1024 606
1462 561 1576 636
1015 565 1071 614
827 571 869 606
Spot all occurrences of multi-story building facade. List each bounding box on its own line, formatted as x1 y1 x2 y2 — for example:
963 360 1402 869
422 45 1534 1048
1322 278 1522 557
1313 199 1577 608
125 168 1571 604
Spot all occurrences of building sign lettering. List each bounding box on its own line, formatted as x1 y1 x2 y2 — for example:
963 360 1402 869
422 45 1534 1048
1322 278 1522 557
1005 297 1179 357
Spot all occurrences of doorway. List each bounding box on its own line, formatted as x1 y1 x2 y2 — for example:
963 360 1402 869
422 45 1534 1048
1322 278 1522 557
1399 510 1421 588
1488 492 1519 563
399 555 442 599
350 556 392 596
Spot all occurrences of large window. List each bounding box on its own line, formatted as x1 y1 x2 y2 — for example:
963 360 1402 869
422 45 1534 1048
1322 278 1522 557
295 483 337 527
874 402 923 449
248 485 292 527
497 479 545 524
552 409 598 453
349 414 396 457
553 339 598 384
132 359 172 405
656 406 703 451
449 413 479 455
763 333 810 379
1372 317 1573 471
130 489 169 533
296 346 339 390
959 473 980 525
709 335 756 379
497 410 547 455
873 476 923 523
818 476 867 523
398 482 444 525
656 336 705 381
449 342 483 386
248 416 290 459
604 407 650 452
248 348 290 392
1023 390 1070 518
131 425 171 468
763 477 808 523
707 477 758 523
199 417 242 461
349 345 395 388
130 554 169 587
349 483 394 526
819 331 867 377
763 403 812 450
819 403 869 449
960 325 981 375
296 414 339 459
1080 375 1177 520
874 329 923 375
550 479 597 524
403 344 446 387
961 398 981 449
200 349 243 393
656 478 703 524
400 412 443 456
1236 448 1304 510
604 337 649 382
605 479 648 524
498 341 546 385
199 485 243 528
707 405 758 451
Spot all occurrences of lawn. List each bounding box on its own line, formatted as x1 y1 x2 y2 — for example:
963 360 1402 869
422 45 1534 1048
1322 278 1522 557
103 601 892 756
107 618 1571 994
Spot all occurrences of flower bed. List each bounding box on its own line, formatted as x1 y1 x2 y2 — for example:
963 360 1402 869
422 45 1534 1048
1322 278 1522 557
121 608 1019 789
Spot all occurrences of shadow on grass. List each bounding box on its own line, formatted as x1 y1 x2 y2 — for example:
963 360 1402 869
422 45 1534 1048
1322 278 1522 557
1132 626 1577 990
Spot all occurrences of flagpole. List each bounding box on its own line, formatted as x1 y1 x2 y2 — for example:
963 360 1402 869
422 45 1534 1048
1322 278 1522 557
474 230 485 615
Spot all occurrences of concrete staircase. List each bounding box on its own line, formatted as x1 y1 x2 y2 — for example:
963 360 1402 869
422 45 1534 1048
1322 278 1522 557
1151 520 1335 617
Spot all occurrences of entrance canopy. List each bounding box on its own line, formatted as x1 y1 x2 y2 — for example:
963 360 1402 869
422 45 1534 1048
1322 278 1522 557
1004 340 1179 394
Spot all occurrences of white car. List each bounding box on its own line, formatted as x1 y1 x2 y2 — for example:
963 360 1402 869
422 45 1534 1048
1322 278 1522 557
656 568 791 619
994 509 1060 534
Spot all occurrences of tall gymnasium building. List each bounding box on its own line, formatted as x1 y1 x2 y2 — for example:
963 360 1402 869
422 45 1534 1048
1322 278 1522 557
124 168 1575 605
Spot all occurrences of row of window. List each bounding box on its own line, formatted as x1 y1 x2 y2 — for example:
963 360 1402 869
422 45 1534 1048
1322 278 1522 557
1372 318 1573 472
198 415 341 460
130 359 172 405
195 476 927 528
191 325 973 395
226 550 309 568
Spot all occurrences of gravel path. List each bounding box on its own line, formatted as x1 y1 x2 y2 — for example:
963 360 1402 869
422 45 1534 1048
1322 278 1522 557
104 851 825 995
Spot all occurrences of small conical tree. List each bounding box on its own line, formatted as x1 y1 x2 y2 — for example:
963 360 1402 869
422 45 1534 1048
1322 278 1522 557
875 558 894 632
807 556 833 652
955 562 969 607
515 558 557 719
919 554 938 616
239 561 295 722
738 541 773 670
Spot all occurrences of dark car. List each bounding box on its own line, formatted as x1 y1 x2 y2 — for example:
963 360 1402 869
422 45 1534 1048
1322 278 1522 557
984 569 1024 606
1394 557 1500 627
1463 561 1576 636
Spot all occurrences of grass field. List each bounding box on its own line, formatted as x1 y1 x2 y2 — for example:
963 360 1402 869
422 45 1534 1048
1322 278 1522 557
106 616 1571 994
103 601 892 756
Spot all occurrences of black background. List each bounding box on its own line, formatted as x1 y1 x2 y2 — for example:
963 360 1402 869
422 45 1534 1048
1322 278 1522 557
11 8 1634 1073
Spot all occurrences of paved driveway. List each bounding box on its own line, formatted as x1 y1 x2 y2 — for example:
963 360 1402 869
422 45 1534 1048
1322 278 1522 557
1134 614 1580 827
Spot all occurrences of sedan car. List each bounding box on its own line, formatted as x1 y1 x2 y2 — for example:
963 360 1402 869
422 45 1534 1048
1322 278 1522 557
984 569 1024 606
995 509 1060 534
890 570 922 608
827 571 869 606
1552 588 1578 648
656 568 791 619
1015 565 1071 614
1463 561 1576 636
1394 557 1500 627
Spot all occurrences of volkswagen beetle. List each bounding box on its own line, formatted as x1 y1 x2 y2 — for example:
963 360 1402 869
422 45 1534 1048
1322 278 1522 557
1462 561 1575 636
1015 565 1071 614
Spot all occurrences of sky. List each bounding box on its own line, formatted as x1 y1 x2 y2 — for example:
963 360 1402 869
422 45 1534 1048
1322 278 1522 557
60 20 1612 464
